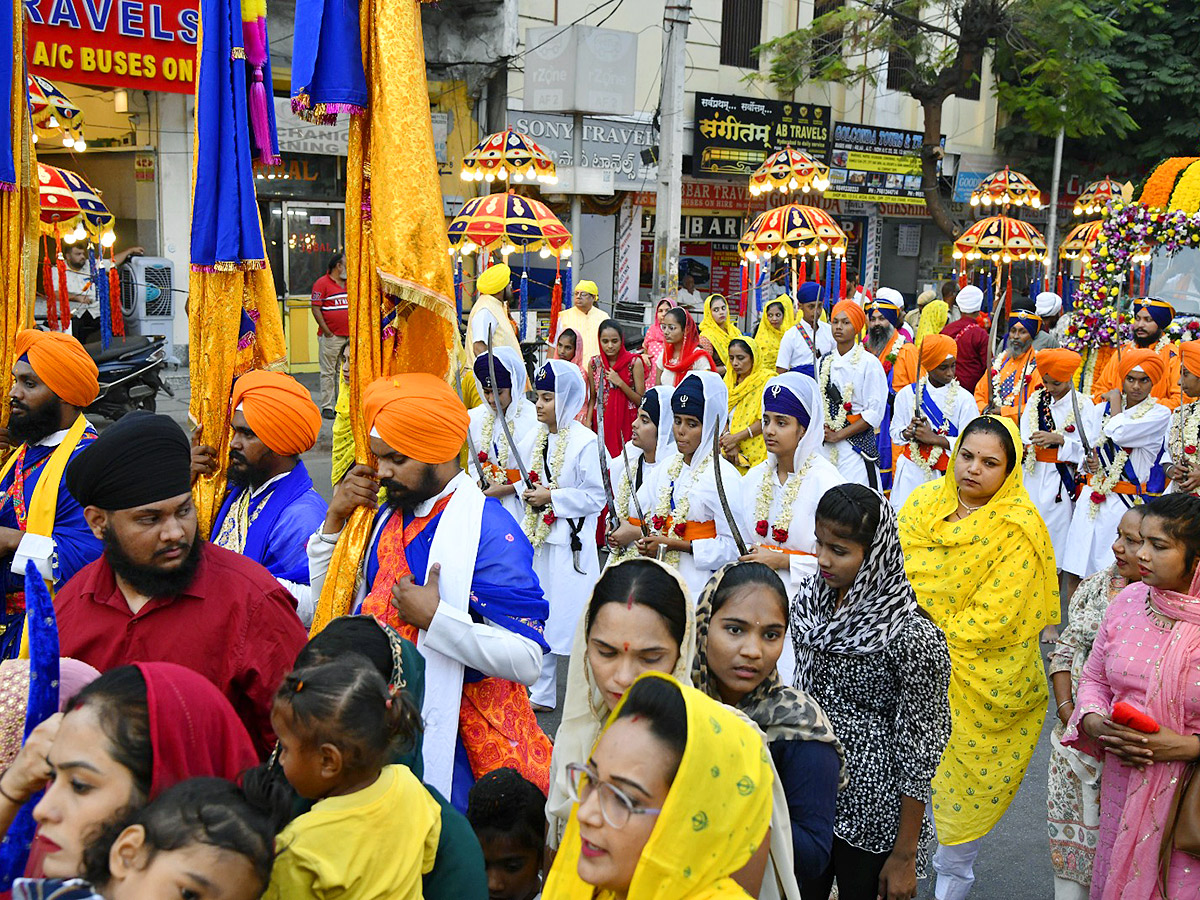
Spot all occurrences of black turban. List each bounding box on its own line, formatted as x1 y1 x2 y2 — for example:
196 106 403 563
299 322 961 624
66 412 192 510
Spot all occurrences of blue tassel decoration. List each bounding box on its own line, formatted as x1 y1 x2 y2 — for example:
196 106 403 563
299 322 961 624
89 247 112 349
453 255 463 323
519 257 529 341
562 260 573 312
985 272 994 312
754 264 763 313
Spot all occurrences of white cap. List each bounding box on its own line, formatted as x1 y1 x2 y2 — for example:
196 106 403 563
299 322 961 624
874 287 904 306
1035 291 1063 317
956 285 984 314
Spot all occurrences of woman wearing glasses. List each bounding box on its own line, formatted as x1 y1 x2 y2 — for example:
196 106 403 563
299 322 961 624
543 672 773 900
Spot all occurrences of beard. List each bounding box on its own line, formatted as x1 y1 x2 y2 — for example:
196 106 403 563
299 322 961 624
382 466 445 513
865 324 891 351
226 451 269 488
103 525 202 599
1134 327 1160 348
8 396 64 446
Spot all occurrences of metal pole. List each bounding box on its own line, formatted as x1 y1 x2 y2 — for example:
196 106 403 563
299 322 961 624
1044 124 1065 289
572 111 584 276
653 0 691 300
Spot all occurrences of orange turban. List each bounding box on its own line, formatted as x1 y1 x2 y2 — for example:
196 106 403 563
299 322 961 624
919 334 957 371
832 300 866 333
1118 348 1165 386
230 370 322 457
1035 349 1082 383
14 329 99 408
1181 342 1200 380
364 373 470 464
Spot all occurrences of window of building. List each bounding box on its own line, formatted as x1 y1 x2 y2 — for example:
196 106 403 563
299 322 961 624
885 16 918 91
720 0 763 69
956 54 984 100
811 0 845 74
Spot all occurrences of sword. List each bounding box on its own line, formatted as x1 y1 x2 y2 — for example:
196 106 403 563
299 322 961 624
712 426 748 557
620 440 650 537
592 359 620 535
1069 386 1093 459
484 327 530 487
454 363 489 490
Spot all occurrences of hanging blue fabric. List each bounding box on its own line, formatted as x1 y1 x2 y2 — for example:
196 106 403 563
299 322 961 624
90 247 113 349
519 253 529 340
290 0 367 122
562 260 573 312
0 0 14 191
1065 273 1074 311
754 264 763 313
985 272 994 312
738 262 746 313
453 255 463 322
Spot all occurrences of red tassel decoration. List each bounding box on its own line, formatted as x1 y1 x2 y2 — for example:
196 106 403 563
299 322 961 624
958 259 967 289
42 237 56 332
1004 270 1013 316
798 258 807 285
839 257 847 301
109 247 124 336
1056 271 1063 296
1139 264 1146 296
55 238 70 332
549 260 562 342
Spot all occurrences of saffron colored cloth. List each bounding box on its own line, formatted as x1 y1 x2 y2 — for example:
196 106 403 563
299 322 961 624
897 417 1059 845
724 337 770 472
290 0 367 121
229 370 322 457
543 673 772 900
13 331 98 408
754 298 795 371
974 345 1042 422
1062 583 1200 900
699 295 744 368
264 764 441 900
52 542 308 757
1090 340 1182 410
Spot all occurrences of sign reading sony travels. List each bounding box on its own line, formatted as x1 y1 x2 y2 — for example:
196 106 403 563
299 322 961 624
691 92 831 179
824 122 943 206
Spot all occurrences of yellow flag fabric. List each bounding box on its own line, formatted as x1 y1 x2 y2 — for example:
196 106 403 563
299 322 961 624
896 415 1059 845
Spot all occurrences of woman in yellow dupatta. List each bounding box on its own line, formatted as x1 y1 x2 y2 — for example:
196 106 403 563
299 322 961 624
699 294 743 375
897 414 1059 899
543 671 772 900
719 337 769 473
753 297 794 371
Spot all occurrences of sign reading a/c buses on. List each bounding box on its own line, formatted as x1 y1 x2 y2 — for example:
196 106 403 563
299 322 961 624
24 0 199 93
691 92 831 179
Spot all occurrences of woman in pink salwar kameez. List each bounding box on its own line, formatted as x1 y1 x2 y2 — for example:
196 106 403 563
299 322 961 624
1063 493 1200 900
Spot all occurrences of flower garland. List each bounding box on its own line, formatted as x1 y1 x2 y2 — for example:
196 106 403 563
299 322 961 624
520 423 571 548
1022 388 1076 473
909 379 959 478
1087 396 1155 518
752 457 815 544
650 451 711 568
818 345 861 465
609 464 638 563
1168 400 1200 465
478 404 523 486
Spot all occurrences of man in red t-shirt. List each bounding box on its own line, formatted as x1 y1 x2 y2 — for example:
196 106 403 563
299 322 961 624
310 251 349 417
941 284 991 393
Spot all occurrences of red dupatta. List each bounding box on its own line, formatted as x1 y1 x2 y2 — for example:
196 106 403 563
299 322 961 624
661 313 715 378
592 335 639 457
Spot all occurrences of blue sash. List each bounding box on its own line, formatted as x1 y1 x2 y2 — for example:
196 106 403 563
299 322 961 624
1096 403 1168 504
213 462 316 582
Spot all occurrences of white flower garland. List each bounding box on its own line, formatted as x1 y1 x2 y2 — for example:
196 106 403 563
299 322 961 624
1088 396 1155 518
609 462 638 563
909 379 960 478
651 451 711 568
752 457 814 543
1022 388 1077 474
479 404 522 486
1168 400 1200 461
989 350 1033 407
520 423 571 548
819 344 862 465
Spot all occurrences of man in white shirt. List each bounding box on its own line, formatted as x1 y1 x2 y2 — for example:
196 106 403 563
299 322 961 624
49 242 143 343
819 300 888 487
775 281 835 378
676 273 703 315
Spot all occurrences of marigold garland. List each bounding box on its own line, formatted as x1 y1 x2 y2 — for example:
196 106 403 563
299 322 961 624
1141 157 1200 210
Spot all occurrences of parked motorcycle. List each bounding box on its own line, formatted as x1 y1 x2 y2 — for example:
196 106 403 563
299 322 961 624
84 334 173 421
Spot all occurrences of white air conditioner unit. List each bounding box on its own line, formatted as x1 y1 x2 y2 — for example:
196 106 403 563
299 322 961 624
119 257 176 338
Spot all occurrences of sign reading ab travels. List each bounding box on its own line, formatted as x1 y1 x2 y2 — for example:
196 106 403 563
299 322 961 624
692 92 831 179
25 0 199 93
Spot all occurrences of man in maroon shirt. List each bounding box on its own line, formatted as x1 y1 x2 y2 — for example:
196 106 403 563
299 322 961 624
56 412 308 756
940 284 991 393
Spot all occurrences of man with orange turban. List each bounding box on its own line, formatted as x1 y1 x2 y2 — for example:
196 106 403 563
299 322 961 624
1166 342 1200 495
974 309 1043 422
1091 297 1183 409
307 372 551 809
889 334 977 509
0 330 103 657
819 299 888 486
1064 348 1172 580
196 370 327 624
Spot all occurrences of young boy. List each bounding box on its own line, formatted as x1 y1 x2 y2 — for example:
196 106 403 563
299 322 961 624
466 768 546 900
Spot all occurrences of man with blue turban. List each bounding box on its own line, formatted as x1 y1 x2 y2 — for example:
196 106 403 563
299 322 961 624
774 281 835 377
1091 296 1183 409
975 309 1043 423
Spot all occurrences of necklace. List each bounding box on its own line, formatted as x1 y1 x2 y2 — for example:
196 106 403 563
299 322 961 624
909 379 959 478
1022 388 1077 473
650 451 712 568
520 423 572 548
479 403 522 486
752 457 815 544
1088 396 1155 518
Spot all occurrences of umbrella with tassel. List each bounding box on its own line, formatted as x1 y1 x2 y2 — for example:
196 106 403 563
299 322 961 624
953 214 1047 315
26 75 85 151
747 147 831 198
737 203 849 311
459 127 559 186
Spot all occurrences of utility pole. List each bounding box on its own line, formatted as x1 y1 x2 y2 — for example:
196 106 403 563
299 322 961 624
653 0 690 300
1044 123 1065 290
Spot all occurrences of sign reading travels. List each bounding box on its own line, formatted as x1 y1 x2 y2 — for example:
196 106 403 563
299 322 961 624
692 92 831 179
25 0 200 93
824 122 943 206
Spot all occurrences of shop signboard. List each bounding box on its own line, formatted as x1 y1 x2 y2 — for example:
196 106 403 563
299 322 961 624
508 109 655 191
524 26 638 116
25 0 199 93
692 93 831 179
273 96 349 157
825 122 942 206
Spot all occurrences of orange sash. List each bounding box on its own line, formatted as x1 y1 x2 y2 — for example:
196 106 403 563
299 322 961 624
900 443 950 472
1034 446 1059 464
505 469 521 483
628 517 643 527
663 518 717 540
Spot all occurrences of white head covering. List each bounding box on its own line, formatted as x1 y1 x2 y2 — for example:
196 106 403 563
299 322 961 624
1035 291 1063 317
641 385 677 463
670 370 728 467
490 345 528 393
533 359 585 430
761 372 825 473
874 286 904 306
955 285 984 314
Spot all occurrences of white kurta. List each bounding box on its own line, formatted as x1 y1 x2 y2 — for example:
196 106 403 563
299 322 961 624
818 344 888 487
888 379 978 510
1018 389 1092 565
775 321 836 372
1063 400 1171 578
606 445 664 546
467 398 538 522
645 450 743 599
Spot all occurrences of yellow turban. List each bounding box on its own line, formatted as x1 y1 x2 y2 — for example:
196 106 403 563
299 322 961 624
476 264 512 297
832 299 866 333
364 373 470 464
14 329 99 408
575 280 598 296
1034 349 1082 383
1118 348 1165 386
919 334 957 371
230 370 322 457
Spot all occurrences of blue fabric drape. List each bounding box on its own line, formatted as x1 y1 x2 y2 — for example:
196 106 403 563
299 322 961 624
0 0 14 190
290 0 368 121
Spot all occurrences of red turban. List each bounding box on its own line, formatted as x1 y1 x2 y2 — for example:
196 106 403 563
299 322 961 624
230 370 322 457
364 373 470 464
1181 342 1200 380
1118 348 1165 386
14 329 99 408
919 335 957 371
1035 349 1082 383
832 300 866 333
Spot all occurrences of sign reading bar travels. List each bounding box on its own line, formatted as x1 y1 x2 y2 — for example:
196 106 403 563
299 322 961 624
824 122 942 207
692 92 831 179
25 0 199 93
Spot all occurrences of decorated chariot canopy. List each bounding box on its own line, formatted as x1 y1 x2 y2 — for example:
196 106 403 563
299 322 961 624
460 127 559 186
747 147 831 197
737 203 847 260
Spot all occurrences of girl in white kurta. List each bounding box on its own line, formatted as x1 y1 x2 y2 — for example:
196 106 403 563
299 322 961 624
818 320 889 488
468 346 537 523
638 371 742 599
738 372 843 686
519 359 606 709
605 386 676 565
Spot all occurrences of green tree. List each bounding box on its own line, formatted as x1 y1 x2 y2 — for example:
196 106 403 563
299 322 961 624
758 0 1136 237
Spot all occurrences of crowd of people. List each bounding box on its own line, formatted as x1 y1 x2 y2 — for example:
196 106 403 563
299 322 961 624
0 262 1198 900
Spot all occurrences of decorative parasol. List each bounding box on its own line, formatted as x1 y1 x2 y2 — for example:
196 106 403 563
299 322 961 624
748 147 831 197
1059 220 1104 260
953 215 1046 262
970 166 1042 209
1073 177 1122 216
737 203 847 260
27 75 86 151
446 191 571 257
460 127 558 185
36 163 115 244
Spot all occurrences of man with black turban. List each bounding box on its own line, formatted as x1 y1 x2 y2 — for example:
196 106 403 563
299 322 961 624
54 412 308 755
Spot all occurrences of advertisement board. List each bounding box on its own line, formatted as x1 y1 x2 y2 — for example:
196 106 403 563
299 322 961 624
824 122 942 206
692 92 831 179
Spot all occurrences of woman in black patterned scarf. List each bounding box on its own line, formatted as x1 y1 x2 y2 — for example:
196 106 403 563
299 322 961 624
791 484 952 900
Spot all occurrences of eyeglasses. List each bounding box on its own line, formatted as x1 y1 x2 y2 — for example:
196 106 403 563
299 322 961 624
565 762 662 829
